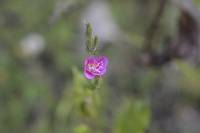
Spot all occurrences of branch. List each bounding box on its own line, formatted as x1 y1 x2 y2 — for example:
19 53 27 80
143 0 167 52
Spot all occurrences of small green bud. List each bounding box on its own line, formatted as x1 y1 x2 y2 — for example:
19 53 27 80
85 23 98 55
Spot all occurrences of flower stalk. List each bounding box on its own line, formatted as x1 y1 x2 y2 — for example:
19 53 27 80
84 23 108 90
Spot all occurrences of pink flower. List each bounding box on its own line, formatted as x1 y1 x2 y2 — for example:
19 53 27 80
84 56 108 79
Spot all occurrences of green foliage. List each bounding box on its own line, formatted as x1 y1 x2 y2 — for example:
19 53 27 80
194 0 200 9
113 99 150 133
72 67 101 118
73 124 91 133
54 67 106 132
177 61 200 101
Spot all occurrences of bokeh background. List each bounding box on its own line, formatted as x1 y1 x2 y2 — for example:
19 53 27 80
1 0 200 133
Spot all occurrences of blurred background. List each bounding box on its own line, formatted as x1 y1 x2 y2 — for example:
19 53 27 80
1 0 200 133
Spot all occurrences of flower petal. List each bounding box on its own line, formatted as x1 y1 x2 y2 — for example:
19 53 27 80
83 55 108 79
84 70 95 79
98 56 108 75
102 56 108 66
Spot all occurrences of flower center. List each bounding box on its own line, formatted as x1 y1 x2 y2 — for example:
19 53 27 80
87 61 103 74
